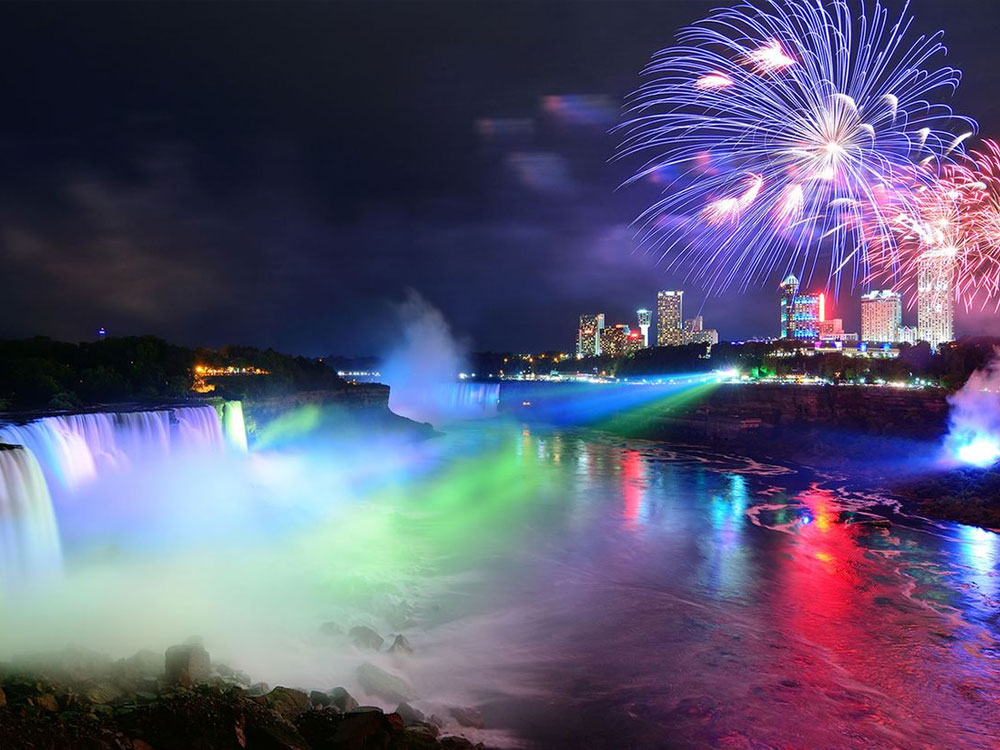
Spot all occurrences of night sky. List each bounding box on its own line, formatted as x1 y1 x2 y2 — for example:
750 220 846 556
1 1 999 356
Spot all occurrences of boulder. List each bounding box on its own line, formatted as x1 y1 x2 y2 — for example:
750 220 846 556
164 643 211 687
396 701 425 726
388 635 413 656
265 686 313 721
450 706 484 729
402 724 442 748
310 690 331 707
295 706 343 747
330 709 392 749
319 621 344 637
348 625 385 651
0 685 6 708
32 693 59 712
440 737 477 750
329 686 359 712
247 682 270 697
356 662 415 703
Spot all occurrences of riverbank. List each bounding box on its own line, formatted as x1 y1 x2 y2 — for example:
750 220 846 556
0 639 496 750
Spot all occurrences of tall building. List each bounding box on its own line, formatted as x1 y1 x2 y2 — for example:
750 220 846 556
682 315 719 345
899 325 918 345
861 290 902 343
636 309 652 348
657 291 684 346
916 251 955 348
577 313 605 358
779 275 799 338
600 324 631 358
790 292 824 339
779 275 825 340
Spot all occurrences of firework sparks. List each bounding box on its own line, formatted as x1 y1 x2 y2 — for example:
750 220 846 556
617 0 975 292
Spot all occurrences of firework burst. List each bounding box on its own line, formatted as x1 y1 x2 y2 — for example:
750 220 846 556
870 139 1000 310
618 0 975 293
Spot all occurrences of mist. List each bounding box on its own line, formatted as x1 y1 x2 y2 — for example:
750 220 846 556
944 349 1000 467
379 290 497 424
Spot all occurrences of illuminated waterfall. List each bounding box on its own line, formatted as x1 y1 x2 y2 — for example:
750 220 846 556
0 405 229 495
173 406 226 453
450 381 500 417
0 446 62 589
222 401 249 452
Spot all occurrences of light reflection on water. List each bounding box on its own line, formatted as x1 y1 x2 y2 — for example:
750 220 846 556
2 421 998 749
485 426 1000 749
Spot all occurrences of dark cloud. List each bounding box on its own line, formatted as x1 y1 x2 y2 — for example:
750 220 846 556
0 0 996 354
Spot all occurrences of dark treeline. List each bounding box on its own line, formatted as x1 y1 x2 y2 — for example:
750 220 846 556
473 337 1000 391
0 337 344 412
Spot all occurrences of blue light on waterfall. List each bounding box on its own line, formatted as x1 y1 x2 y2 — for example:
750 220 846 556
955 436 1000 467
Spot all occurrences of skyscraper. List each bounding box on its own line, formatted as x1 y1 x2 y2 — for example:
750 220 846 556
779 275 799 338
657 291 683 346
916 251 955 348
577 313 605 358
860 290 902 343
779 274 824 339
636 309 651 347
600 324 630 358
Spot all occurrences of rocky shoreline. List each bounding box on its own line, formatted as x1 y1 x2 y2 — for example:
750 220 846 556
0 637 498 750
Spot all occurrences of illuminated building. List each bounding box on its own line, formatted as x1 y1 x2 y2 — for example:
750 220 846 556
818 318 858 343
624 329 644 356
916 251 955 348
577 313 605 358
899 325 918 345
860 290 901 343
682 315 719 345
97 326 107 341
636 309 651 347
600 324 631 358
779 275 799 338
779 275 825 340
657 291 683 346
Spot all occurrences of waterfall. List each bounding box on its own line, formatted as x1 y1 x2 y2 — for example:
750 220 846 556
0 405 230 496
172 406 226 453
449 381 500 417
0 446 62 589
222 401 249 452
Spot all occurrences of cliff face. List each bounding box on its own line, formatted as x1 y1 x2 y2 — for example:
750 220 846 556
689 384 950 438
240 384 389 426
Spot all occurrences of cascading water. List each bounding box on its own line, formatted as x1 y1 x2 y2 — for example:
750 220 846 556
448 381 500 417
0 403 244 590
0 445 62 590
222 401 249 452
172 406 226 453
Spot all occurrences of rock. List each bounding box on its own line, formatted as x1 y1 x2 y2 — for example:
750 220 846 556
450 706 484 729
265 686 313 721
356 662 415 703
329 686 359 712
330 709 392 750
295 706 343 747
32 693 59 712
852 517 892 529
385 712 405 731
440 737 477 750
164 643 211 687
319 621 344 637
113 649 162 686
396 701 425 726
310 689 331 707
0 685 6 708
389 634 413 655
348 625 385 651
247 681 270 697
83 682 123 704
402 724 442 748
